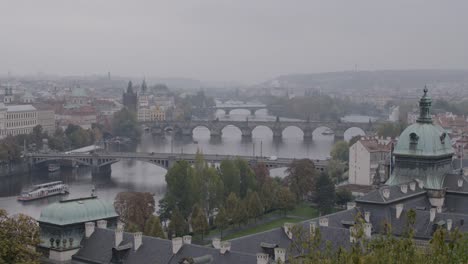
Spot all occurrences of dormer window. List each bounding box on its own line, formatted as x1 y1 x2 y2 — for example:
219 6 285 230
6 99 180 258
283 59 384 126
409 132 419 148
440 132 446 144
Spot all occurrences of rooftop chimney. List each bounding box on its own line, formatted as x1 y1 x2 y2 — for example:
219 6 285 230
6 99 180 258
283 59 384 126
347 202 356 210
409 182 416 191
220 241 231 255
134 232 142 251
256 253 269 264
97 220 107 229
447 219 453 231
400 184 408 194
430 208 436 222
458 179 464 188
283 223 294 239
309 221 317 236
183 235 192 245
350 226 357 243
319 217 329 227
364 223 372 238
364 211 371 223
274 248 286 262
115 227 123 247
396 204 404 219
172 237 183 254
85 222 95 238
382 188 390 199
212 238 221 249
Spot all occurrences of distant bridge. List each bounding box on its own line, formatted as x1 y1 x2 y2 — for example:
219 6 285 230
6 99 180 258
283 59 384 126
143 118 378 141
209 104 267 115
26 151 329 176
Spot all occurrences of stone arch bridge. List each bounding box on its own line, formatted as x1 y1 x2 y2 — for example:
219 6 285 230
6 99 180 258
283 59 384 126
144 118 378 141
26 151 328 177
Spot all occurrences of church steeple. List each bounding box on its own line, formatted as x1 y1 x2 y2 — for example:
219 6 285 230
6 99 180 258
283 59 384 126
416 86 432 124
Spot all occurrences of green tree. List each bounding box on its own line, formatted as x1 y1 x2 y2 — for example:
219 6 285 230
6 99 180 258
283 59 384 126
286 159 317 201
335 188 353 206
114 192 155 230
275 187 296 215
327 159 346 183
168 207 187 238
225 192 239 221
220 160 241 197
164 160 195 217
330 141 349 162
233 199 249 226
260 179 278 212
246 191 263 222
236 158 257 198
144 215 166 238
191 204 209 241
0 209 40 264
215 207 229 239
315 172 336 215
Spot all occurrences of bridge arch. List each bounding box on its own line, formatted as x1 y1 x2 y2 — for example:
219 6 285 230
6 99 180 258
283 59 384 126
252 125 274 138
191 125 211 137
281 125 304 138
343 127 366 141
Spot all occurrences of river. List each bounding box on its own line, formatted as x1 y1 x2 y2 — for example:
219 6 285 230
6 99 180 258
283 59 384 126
0 109 370 219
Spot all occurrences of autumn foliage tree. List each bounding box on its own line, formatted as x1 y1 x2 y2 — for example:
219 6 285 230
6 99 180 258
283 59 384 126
114 192 155 231
0 209 40 264
286 159 317 201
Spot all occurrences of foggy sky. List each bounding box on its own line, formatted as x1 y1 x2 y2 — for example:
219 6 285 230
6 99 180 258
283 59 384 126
1 0 468 84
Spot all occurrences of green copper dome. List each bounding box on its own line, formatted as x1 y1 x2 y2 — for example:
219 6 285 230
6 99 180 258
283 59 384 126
393 88 453 157
39 197 118 226
393 123 453 157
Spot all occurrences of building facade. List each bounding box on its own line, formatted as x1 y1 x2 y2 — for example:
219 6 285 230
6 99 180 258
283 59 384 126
349 136 393 186
2 104 37 137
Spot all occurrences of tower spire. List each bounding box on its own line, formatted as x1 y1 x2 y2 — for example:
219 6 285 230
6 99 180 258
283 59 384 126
416 86 432 124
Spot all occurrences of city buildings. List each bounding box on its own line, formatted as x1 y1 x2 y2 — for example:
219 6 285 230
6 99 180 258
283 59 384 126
348 136 393 186
33 103 56 135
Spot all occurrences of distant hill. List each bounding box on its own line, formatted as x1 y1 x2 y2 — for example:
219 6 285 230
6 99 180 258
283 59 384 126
256 69 468 91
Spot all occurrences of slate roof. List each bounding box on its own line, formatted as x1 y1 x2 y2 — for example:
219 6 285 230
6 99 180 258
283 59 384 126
73 228 173 264
6 104 36 112
355 181 426 204
73 228 257 264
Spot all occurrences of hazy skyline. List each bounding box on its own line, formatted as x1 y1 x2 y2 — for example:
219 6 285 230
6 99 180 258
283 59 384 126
1 0 468 84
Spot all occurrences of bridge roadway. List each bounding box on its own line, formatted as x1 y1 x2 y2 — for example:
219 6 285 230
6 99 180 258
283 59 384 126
26 151 329 176
144 118 378 141
209 104 267 115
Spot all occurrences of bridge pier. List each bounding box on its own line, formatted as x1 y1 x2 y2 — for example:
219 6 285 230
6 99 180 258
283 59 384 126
210 128 222 138
303 129 313 141
272 128 282 140
241 127 252 138
334 130 345 141
250 109 256 116
181 127 193 137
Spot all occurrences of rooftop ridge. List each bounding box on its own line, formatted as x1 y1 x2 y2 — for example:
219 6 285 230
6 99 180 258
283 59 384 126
59 196 97 203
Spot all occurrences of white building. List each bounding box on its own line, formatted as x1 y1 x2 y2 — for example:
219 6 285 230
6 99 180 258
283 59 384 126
388 106 399 122
2 105 38 137
349 136 393 186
